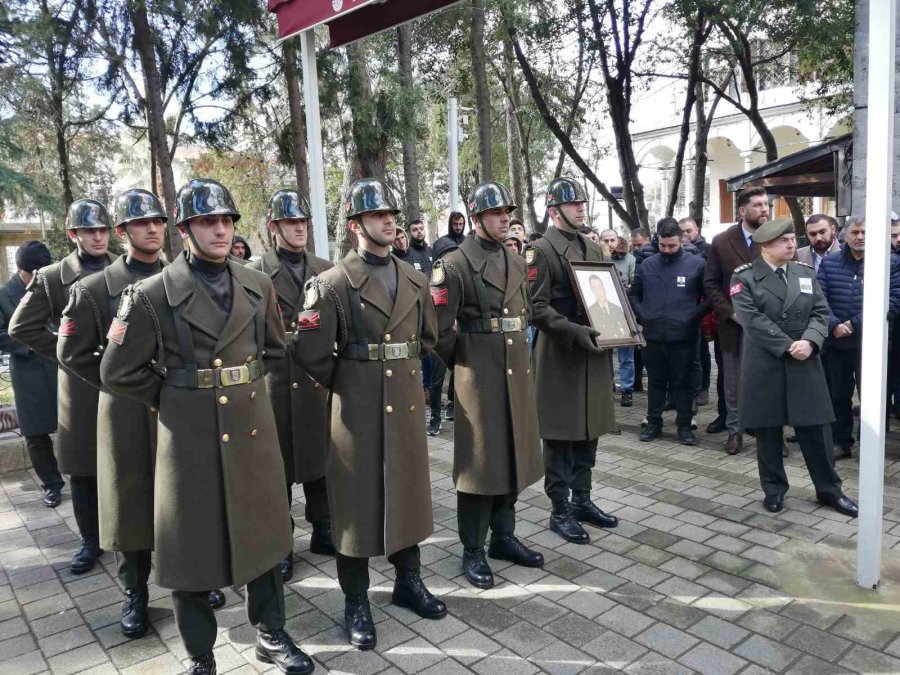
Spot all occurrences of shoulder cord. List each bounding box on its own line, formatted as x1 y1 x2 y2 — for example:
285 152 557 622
134 287 166 377
318 278 347 352
71 281 105 355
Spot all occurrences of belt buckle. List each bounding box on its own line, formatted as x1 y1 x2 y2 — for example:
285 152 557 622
368 344 380 360
501 318 520 332
220 365 250 387
384 342 408 360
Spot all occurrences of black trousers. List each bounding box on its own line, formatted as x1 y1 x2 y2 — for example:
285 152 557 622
429 356 448 423
543 438 598 502
70 475 99 546
286 476 330 531
823 347 860 446
712 336 727 419
755 425 842 500
457 492 516 548
643 341 697 428
700 336 712 392
173 566 284 658
634 348 644 387
335 545 420 596
25 434 64 491
117 549 152 589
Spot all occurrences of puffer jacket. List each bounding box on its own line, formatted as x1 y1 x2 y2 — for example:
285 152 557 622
639 236 699 262
818 244 900 350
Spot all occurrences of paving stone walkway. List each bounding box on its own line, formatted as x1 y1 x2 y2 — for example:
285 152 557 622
2 383 900 674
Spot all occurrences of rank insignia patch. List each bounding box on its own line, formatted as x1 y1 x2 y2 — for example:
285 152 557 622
729 283 743 297
298 310 321 331
59 318 76 336
431 287 448 306
528 267 537 281
107 318 128 345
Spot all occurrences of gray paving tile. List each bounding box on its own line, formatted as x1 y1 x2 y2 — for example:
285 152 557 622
581 630 647 668
733 633 801 672
677 642 747 675
634 623 698 659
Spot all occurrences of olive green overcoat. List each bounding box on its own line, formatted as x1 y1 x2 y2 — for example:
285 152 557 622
9 251 117 476
291 250 438 558
431 236 543 495
99 253 292 591
527 227 616 441
249 248 332 483
58 256 162 553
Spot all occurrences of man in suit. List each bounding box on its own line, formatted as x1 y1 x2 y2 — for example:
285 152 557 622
731 218 857 517
796 214 840 272
703 187 766 455
586 275 630 340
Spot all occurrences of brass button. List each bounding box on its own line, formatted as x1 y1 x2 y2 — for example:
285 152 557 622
507 338 513 345
150 406 157 413
411 369 417 376
251 429 258 437
250 391 257 399
314 382 321 389
410 334 416 340
409 405 415 412
221 434 230 442
507 369 513 375
246 356 253 363
521 308 526 315
385 333 392 341
290 321 297 328
292 382 299 389
503 308 509 315
386 405 393 414
213 358 223 367
218 396 228 405
526 369 531 374
360 302 366 310
386 369 393 377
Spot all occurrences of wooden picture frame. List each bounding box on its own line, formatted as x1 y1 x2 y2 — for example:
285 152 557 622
566 260 645 348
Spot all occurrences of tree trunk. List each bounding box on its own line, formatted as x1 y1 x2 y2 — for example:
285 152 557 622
283 38 310 196
41 2 74 210
471 0 492 181
130 2 181 256
504 98 525 219
396 25 421 221
346 41 386 179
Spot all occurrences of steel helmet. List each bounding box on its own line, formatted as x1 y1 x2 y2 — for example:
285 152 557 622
173 178 241 227
113 189 168 228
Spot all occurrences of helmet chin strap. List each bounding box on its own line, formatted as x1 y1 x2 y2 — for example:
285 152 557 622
275 223 305 252
555 204 581 232
184 224 223 261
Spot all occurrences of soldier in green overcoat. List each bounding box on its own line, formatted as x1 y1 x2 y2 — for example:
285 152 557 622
10 199 116 575
249 189 336 583
527 177 619 545
99 179 313 675
291 178 446 651
431 181 544 589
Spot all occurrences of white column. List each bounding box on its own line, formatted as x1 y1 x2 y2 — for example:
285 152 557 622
857 0 896 590
448 98 460 214
683 163 693 215
300 30 329 257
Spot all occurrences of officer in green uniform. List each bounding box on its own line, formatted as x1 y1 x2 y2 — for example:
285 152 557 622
10 199 117 574
527 177 619 545
249 189 335 583
58 189 225 639
291 179 446 651
431 181 544 589
99 179 313 675
731 218 858 517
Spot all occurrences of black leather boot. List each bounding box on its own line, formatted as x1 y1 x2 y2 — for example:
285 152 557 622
392 570 447 619
571 491 619 529
462 547 494 589
344 594 376 650
549 501 590 544
281 555 294 583
255 628 315 674
120 585 149 638
187 653 216 675
309 524 336 556
207 589 226 610
488 534 544 567
70 540 102 574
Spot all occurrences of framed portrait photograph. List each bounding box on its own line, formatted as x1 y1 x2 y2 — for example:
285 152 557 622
567 261 645 349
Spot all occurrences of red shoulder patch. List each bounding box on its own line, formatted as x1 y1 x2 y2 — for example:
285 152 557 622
729 282 743 297
298 310 321 331
59 318 76 337
527 267 538 281
431 287 448 306
107 318 128 345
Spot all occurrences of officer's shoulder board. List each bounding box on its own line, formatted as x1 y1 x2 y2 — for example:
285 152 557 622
793 260 814 269
734 262 752 274
729 263 754 297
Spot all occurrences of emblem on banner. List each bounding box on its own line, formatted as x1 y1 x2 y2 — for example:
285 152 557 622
332 0 343 12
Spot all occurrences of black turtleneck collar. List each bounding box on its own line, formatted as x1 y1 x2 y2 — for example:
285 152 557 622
79 252 108 273
477 236 502 252
277 247 304 264
125 256 162 278
393 247 409 259
360 249 392 266
189 253 228 276
411 238 428 250
557 228 577 241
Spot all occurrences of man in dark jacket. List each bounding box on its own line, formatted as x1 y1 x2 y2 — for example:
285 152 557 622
405 219 433 275
818 215 900 458
393 227 409 259
230 234 252 262
630 219 709 445
433 211 467 259
679 217 710 258
0 242 63 507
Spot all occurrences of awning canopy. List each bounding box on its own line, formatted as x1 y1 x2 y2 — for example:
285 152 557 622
726 133 852 212
268 0 463 47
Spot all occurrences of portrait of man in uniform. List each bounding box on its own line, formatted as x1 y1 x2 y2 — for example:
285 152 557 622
574 268 633 342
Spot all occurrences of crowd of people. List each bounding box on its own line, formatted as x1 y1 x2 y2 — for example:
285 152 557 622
0 172 879 674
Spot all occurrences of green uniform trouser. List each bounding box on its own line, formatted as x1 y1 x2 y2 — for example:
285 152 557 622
117 550 152 588
755 425 842 501
287 475 330 530
457 492 516 548
335 545 420 596
172 566 284 658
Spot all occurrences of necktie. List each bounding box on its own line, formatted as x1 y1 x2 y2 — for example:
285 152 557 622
775 268 787 285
